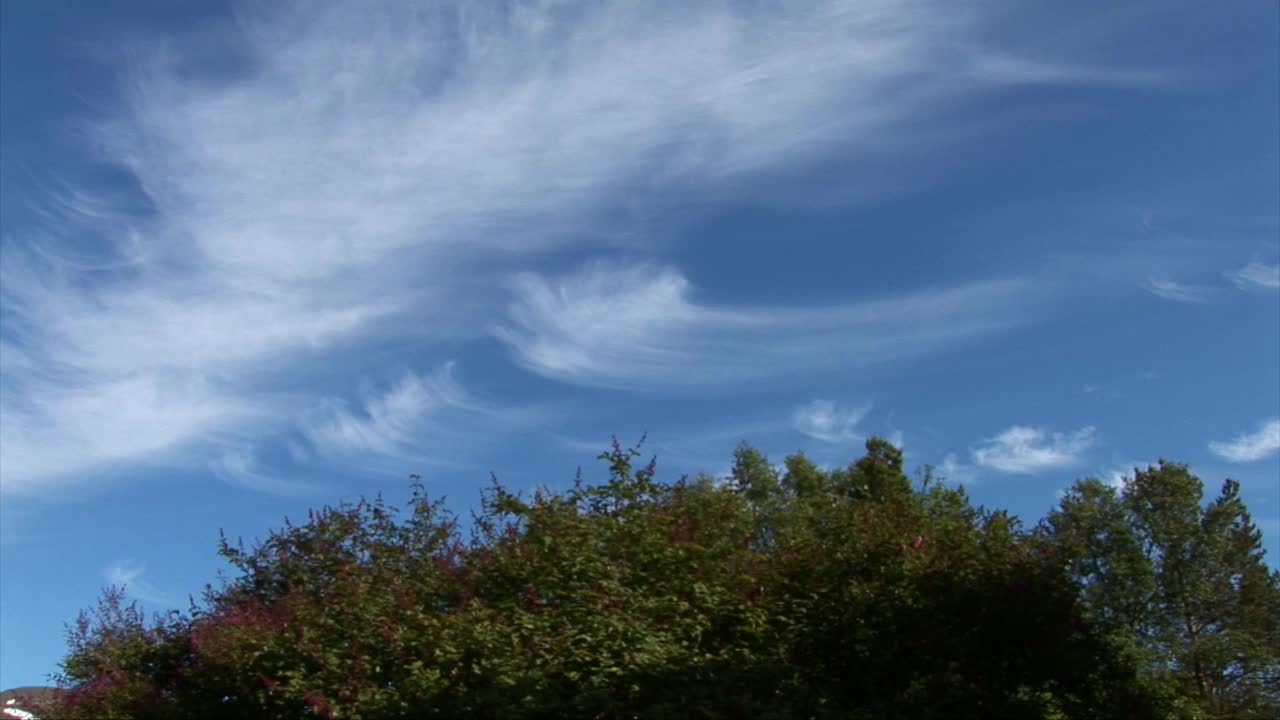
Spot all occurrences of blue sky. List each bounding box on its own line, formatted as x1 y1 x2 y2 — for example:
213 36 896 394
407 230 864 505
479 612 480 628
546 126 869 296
1 0 1278 689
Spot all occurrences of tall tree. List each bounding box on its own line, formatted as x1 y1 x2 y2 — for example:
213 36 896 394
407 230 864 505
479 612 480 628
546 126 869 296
1042 462 1280 718
781 450 825 498
827 436 912 502
729 441 781 506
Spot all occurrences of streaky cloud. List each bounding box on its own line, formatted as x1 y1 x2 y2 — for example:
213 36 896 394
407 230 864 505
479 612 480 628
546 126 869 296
971 425 1096 474
1142 277 1210 303
301 363 475 457
1209 418 1280 463
0 0 1173 493
104 558 170 606
494 261 1037 389
938 453 979 486
1228 261 1280 291
215 446 323 497
1098 460 1154 490
792 399 872 444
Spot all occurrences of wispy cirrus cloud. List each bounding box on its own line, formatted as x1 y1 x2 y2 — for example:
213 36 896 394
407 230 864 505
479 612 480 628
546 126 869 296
301 364 476 457
886 430 905 450
967 53 1175 88
1209 418 1280 463
1098 460 1155 490
0 0 1170 494
937 453 979 486
213 363 545 491
215 446 321 497
1228 261 1280 291
971 425 1096 474
104 559 169 606
0 370 261 495
1142 277 1210 303
494 261 1038 389
792 400 872 444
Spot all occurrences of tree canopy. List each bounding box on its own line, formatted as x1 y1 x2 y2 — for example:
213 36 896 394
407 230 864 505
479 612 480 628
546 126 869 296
1040 462 1280 717
38 438 1279 719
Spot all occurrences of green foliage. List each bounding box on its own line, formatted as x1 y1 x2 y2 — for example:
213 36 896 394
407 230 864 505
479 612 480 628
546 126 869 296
1041 462 1280 718
823 437 913 503
45 440 1273 719
729 441 780 507
780 450 825 498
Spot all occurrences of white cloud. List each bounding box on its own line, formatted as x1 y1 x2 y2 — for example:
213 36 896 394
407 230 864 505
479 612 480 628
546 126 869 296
292 363 550 478
104 559 169 606
1209 418 1280 463
0 0 1170 493
967 53 1175 88
792 399 872 444
0 372 261 494
971 425 1096 474
886 430 905 450
938 453 979 485
494 261 1036 388
1099 460 1152 490
1103 467 1131 490
302 364 473 456
215 446 319 497
1142 277 1209 303
1228 261 1280 291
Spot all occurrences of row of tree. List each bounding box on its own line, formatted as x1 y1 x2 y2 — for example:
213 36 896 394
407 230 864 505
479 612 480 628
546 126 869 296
36 437 1280 718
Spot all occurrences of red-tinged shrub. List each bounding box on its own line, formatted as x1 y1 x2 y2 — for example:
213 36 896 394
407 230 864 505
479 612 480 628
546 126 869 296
42 438 1190 720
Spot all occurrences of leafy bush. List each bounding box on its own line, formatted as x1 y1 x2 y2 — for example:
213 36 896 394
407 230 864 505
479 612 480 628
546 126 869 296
40 438 1277 719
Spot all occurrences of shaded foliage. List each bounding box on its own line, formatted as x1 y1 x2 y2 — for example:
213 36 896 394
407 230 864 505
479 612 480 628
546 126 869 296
40 438 1275 719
